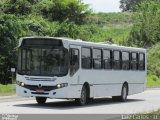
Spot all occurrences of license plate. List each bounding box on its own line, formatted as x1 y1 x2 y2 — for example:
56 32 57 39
36 89 44 93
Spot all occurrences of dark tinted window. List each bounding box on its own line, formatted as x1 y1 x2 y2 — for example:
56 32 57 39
122 52 130 70
103 50 112 69
93 49 102 69
18 47 68 76
113 51 121 70
70 48 79 76
131 52 138 70
82 47 92 69
139 53 145 70
22 38 63 46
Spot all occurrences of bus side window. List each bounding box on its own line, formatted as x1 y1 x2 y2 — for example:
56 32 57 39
131 52 138 70
122 52 130 70
93 48 102 69
103 50 112 69
70 48 79 76
139 53 145 70
113 51 121 70
81 47 92 69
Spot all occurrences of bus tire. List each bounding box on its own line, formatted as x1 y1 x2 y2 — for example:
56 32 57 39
75 85 87 106
36 97 47 104
112 83 128 102
120 83 128 102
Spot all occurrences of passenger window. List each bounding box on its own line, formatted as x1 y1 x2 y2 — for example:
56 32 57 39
139 53 145 70
103 50 112 69
82 47 92 69
113 51 121 70
131 52 138 70
93 49 102 69
70 48 79 76
122 52 130 70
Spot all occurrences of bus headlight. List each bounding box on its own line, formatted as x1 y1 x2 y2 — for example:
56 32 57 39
16 81 25 87
57 84 61 88
56 83 68 88
21 82 25 86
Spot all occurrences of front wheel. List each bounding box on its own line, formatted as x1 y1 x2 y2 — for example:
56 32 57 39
75 86 87 106
36 97 47 104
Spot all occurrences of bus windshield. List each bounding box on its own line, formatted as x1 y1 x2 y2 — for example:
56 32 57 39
17 47 68 76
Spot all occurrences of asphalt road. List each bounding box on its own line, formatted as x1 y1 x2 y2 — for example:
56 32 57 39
0 89 160 114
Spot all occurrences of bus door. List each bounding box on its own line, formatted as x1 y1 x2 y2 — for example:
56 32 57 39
69 45 81 84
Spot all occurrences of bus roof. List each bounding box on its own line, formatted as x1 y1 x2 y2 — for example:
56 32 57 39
19 36 146 52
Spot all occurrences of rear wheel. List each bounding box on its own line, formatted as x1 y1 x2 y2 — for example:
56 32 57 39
121 84 128 102
75 86 87 106
112 84 128 102
36 97 47 104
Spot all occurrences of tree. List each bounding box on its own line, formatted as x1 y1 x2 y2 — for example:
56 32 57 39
1 0 32 15
120 0 142 12
36 0 91 24
55 20 80 39
127 0 160 47
0 14 26 82
1 0 41 15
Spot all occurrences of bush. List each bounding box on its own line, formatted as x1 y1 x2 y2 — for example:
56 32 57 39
147 72 160 87
147 43 160 77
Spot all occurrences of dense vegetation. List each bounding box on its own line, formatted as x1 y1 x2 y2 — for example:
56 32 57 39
120 0 142 12
0 0 160 87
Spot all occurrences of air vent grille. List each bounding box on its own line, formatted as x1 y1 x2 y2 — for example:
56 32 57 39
25 77 56 81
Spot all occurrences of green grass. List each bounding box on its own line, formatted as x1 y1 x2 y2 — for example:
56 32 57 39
147 74 160 88
87 26 132 44
96 12 133 25
103 26 132 44
0 84 16 96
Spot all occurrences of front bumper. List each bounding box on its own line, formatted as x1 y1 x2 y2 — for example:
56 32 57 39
16 85 68 98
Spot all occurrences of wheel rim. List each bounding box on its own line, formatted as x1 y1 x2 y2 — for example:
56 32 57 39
122 86 127 100
80 87 86 104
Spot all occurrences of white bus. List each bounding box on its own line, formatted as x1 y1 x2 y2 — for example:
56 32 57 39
16 37 146 105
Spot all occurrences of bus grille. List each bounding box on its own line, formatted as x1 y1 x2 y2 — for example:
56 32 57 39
24 84 57 91
31 92 49 95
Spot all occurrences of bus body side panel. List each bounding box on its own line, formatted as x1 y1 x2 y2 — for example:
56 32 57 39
79 70 146 98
